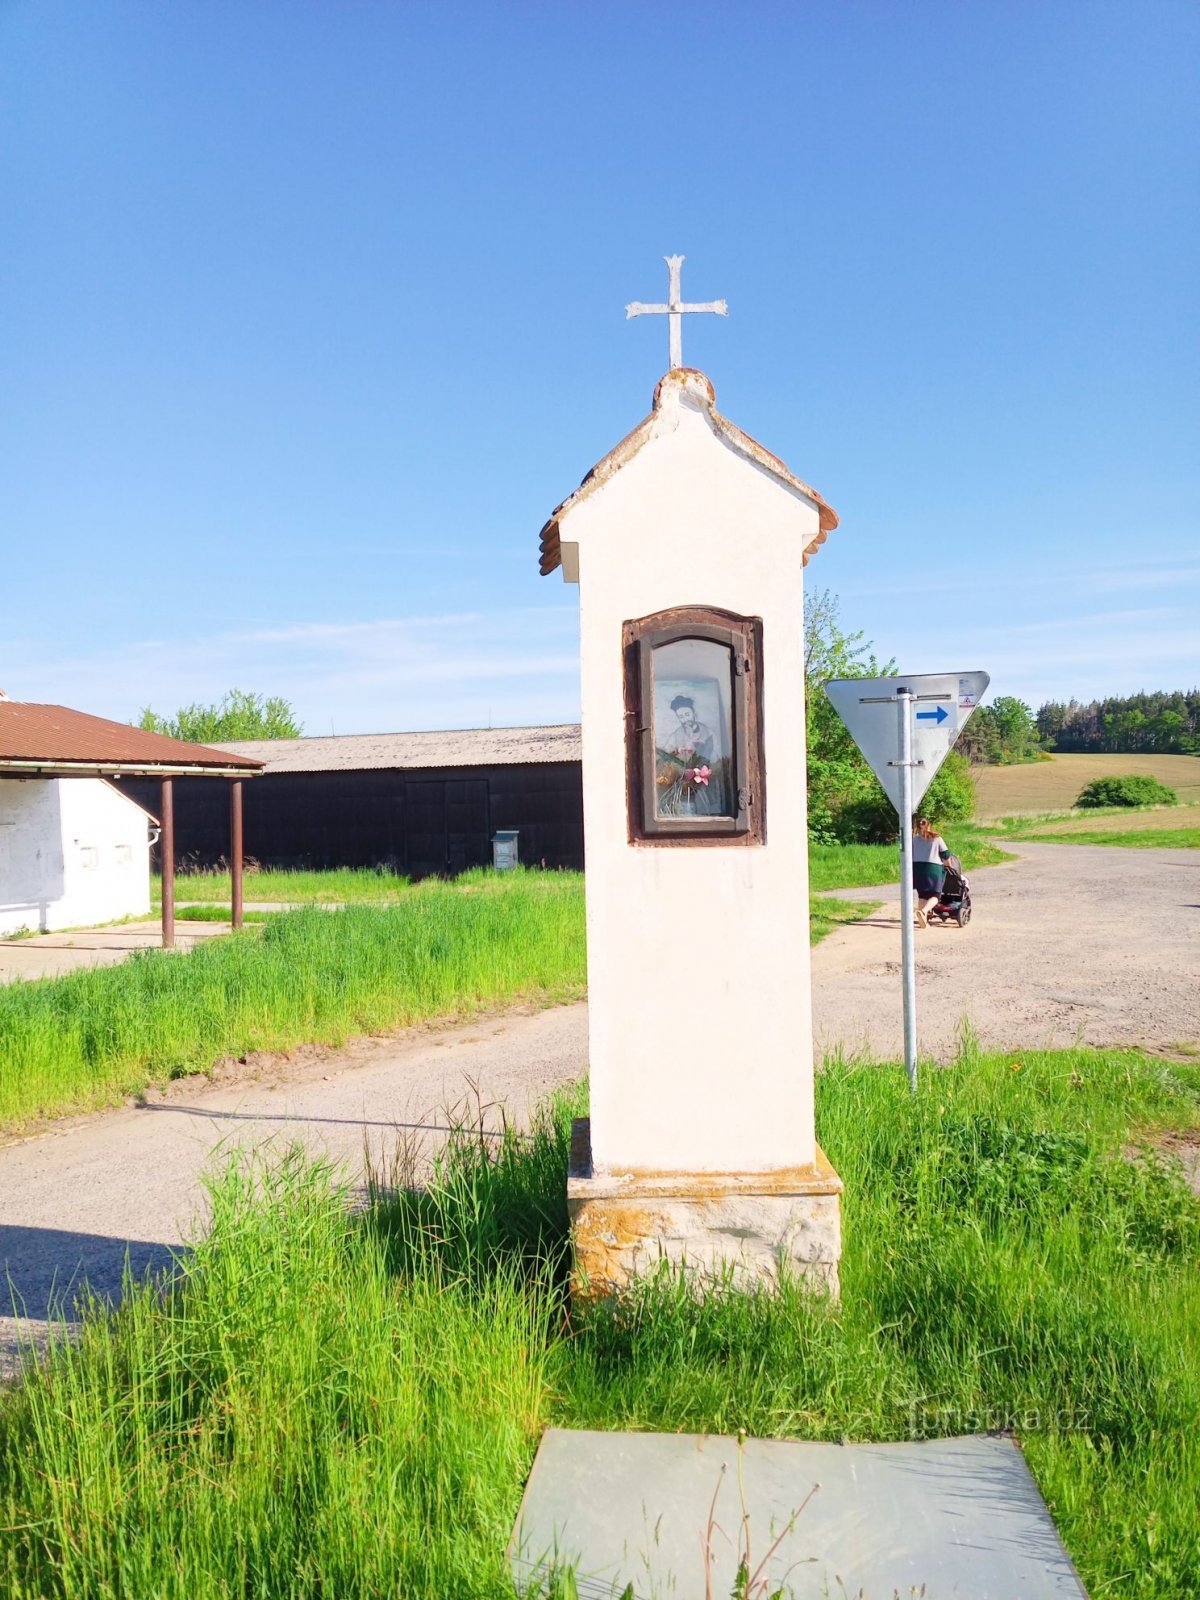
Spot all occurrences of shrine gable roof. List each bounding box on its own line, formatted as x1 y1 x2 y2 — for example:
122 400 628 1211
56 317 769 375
538 369 839 577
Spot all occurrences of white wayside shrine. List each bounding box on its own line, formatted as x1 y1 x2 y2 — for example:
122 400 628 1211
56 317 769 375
539 362 844 1297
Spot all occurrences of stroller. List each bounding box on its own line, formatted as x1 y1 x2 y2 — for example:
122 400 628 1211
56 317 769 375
927 854 972 927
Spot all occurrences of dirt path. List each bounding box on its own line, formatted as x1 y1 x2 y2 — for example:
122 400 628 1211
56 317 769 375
812 840 1199 1060
2 841 1196 1377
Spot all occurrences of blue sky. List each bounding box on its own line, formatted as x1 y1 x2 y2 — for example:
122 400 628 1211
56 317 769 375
3 1 1196 735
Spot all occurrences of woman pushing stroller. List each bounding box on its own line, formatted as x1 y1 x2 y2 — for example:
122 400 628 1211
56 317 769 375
911 816 950 929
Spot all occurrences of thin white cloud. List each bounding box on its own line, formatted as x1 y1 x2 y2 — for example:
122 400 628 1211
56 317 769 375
838 559 1200 603
978 605 1184 638
0 608 583 735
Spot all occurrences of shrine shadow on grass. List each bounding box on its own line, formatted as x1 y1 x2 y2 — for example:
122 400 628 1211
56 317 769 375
0 1224 185 1385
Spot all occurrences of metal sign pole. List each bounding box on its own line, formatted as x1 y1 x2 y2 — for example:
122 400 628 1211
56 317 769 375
896 692 919 1092
828 671 989 1096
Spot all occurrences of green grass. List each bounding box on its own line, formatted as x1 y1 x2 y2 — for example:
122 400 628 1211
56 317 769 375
809 829 1014 892
0 870 586 1132
0 867 907 1133
170 906 276 924
809 895 881 944
170 837 1016 909
984 807 1200 850
173 896 868 946
158 865 420 903
1016 826 1200 849
1 1047 1198 1597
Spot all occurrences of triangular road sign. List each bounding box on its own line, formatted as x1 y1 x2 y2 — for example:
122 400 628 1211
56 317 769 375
824 672 990 814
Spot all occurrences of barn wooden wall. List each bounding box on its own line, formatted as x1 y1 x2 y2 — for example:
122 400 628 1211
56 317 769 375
119 762 584 876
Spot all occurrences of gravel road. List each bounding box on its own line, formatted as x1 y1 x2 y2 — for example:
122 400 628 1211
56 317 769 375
813 840 1199 1061
2 841 1196 1376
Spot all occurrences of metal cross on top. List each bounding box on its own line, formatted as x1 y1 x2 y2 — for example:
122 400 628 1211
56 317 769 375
626 254 728 371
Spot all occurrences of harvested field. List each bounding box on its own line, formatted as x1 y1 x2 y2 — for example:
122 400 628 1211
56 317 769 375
973 752 1200 818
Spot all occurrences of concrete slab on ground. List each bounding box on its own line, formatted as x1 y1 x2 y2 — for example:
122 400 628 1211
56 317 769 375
0 919 234 983
510 1428 1087 1598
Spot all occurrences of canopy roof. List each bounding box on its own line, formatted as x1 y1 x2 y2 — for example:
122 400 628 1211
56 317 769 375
0 701 264 779
219 723 582 775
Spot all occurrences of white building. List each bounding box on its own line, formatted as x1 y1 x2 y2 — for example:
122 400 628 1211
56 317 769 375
0 697 262 945
0 777 154 938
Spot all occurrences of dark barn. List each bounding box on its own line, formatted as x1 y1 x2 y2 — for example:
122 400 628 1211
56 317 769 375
120 725 583 877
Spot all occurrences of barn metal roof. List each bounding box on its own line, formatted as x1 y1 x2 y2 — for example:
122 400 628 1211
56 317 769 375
539 369 839 577
218 724 583 775
0 701 264 779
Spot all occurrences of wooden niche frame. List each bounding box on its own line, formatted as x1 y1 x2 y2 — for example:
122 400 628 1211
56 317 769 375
623 605 765 846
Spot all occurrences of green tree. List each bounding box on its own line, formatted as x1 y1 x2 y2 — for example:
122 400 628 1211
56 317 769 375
136 690 302 744
828 752 977 843
1151 708 1193 753
957 704 1002 765
990 698 1038 761
803 590 983 840
803 589 894 841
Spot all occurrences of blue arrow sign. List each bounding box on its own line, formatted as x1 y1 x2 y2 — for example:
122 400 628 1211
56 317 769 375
916 705 949 724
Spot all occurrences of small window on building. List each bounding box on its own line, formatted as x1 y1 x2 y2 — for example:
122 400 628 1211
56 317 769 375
623 606 765 844
115 844 132 866
80 846 99 870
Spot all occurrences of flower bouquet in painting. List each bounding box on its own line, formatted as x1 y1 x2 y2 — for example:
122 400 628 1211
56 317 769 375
654 745 732 817
652 678 734 819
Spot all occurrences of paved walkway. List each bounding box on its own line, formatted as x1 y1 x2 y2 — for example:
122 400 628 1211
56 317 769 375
0 919 233 983
1 842 1196 1376
0 904 355 985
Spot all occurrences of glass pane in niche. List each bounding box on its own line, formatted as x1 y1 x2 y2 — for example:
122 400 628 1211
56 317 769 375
651 637 735 819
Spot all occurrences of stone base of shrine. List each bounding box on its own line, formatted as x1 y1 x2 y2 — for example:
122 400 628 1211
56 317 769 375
567 1118 843 1302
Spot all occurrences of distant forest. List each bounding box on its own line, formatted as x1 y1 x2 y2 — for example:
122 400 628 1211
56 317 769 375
1036 690 1199 755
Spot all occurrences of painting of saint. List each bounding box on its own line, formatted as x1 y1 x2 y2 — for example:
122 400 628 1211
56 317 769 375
652 639 735 818
664 694 717 762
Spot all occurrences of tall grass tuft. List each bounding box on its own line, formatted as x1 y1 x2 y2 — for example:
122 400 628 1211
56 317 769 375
0 871 586 1130
1 1049 1198 1595
0 1140 566 1598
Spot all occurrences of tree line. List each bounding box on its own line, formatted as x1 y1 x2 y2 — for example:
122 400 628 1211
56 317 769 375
1036 691 1199 755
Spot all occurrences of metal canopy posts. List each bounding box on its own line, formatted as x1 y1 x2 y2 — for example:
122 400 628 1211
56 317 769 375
230 780 244 932
160 778 175 949
158 776 247 949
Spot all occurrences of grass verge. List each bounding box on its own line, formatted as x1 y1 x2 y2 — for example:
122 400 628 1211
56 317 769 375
1 868 901 1133
985 800 1200 851
809 830 1014 892
1 1047 1197 1597
1016 825 1199 849
809 895 881 944
0 871 586 1132
155 865 419 903
984 806 1200 850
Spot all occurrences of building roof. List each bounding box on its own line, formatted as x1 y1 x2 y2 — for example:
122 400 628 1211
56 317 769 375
0 701 264 778
218 723 583 775
539 368 840 577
